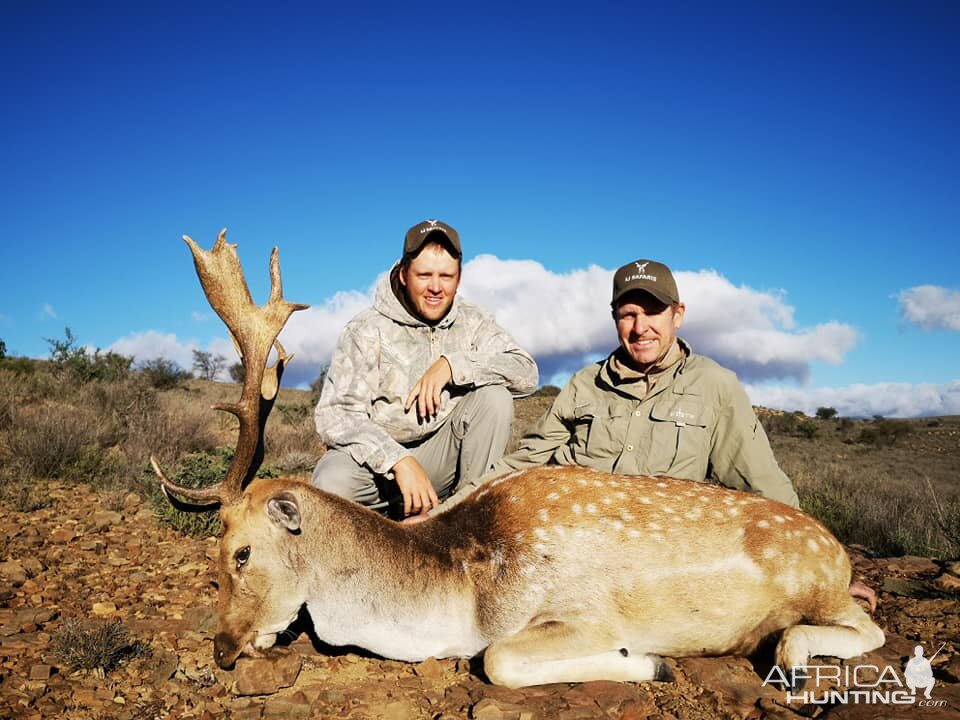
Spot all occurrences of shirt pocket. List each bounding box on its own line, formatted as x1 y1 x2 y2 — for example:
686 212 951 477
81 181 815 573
574 403 630 461
647 397 712 478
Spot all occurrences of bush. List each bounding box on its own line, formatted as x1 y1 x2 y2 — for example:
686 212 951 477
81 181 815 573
0 355 39 374
762 411 819 439
148 448 232 537
45 327 133 383
9 401 102 479
51 618 150 674
138 358 190 389
229 362 245 384
533 385 562 398
815 406 838 420
856 418 913 447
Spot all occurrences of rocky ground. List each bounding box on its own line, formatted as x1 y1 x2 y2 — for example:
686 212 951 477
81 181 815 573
1 481 959 720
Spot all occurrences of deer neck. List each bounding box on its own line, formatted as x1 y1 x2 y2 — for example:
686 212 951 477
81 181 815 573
300 492 487 660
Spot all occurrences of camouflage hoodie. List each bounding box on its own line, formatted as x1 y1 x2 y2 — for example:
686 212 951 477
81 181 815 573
314 266 538 475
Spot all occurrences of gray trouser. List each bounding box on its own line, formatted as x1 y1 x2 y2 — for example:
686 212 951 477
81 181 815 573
312 385 513 515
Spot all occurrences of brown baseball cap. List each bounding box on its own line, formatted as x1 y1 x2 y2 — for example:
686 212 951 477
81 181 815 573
611 259 680 306
403 219 462 259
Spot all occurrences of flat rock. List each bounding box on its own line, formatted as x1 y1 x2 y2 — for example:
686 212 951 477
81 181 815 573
885 556 940 575
935 572 960 593
231 649 303 696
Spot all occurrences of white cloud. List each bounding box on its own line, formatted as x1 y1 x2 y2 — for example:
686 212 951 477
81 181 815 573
746 380 960 419
41 303 57 320
108 331 198 370
896 285 960 331
460 258 859 384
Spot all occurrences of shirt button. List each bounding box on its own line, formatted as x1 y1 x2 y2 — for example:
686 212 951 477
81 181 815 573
634 410 642 417
626 444 634 452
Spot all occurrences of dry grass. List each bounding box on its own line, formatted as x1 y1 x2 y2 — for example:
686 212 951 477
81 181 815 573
51 618 150 675
765 413 960 558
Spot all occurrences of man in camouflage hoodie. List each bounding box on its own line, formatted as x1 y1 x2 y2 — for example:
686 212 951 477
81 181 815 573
313 220 539 518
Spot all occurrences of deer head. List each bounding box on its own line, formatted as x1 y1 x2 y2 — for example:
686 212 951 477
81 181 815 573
151 230 309 664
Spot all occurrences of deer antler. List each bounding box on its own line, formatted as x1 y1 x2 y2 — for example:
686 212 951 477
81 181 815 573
151 229 309 506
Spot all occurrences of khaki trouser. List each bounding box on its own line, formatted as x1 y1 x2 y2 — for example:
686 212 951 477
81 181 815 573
311 385 513 516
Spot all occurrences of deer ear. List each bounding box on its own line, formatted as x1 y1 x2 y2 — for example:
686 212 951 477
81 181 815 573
267 493 301 532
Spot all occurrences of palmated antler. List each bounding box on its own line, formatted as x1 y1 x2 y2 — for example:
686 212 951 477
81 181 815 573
151 229 309 506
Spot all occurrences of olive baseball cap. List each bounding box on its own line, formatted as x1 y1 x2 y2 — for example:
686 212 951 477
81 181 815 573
403 219 462 259
611 259 680 306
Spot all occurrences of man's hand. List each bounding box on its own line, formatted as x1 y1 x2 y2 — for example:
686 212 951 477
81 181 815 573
405 356 453 419
392 455 440 517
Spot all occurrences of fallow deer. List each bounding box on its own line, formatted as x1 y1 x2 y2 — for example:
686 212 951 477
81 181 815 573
153 231 884 688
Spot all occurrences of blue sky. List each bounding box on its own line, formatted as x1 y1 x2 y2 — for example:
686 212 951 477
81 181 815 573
2 2 958 417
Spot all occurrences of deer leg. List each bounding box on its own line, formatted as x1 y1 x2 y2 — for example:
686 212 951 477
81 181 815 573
484 620 671 688
774 601 885 691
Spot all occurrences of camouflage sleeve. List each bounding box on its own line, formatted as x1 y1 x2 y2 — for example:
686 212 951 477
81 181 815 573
443 312 538 397
314 326 409 475
709 376 800 508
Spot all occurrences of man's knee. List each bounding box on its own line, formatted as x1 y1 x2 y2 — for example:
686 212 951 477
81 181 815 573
468 384 514 423
311 449 376 503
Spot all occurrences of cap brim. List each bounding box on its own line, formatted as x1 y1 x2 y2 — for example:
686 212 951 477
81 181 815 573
612 287 676 306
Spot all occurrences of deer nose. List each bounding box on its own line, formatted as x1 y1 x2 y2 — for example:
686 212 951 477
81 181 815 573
213 632 242 669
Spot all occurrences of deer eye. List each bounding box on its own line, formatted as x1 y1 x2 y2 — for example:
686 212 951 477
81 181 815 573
234 546 251 571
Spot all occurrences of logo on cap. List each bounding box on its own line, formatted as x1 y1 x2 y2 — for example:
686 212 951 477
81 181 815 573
635 261 649 273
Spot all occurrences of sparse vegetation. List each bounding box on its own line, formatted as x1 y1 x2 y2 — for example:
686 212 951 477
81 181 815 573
855 417 914 447
51 618 150 675
815 406 838 420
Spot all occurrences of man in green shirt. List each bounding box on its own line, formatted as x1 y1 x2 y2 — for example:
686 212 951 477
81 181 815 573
442 258 799 510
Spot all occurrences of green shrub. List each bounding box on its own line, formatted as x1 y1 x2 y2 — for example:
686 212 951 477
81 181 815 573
138 358 190 389
229 362 245 384
815 406 838 420
148 448 232 537
0 355 39 374
45 327 133 383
